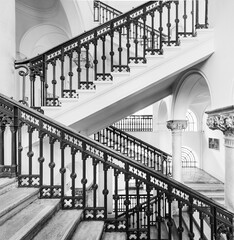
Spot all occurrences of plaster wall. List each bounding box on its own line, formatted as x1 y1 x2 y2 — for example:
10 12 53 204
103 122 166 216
199 0 234 109
0 0 16 98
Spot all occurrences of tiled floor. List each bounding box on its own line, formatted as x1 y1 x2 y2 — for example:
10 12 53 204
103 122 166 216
182 167 223 184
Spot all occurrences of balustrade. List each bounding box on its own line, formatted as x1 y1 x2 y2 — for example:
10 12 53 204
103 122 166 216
15 0 209 109
0 93 233 239
113 115 153 132
94 126 172 176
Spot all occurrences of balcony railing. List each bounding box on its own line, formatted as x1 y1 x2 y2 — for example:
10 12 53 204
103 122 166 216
94 125 172 176
113 115 153 132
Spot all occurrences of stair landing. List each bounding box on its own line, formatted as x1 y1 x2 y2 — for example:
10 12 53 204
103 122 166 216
182 168 224 205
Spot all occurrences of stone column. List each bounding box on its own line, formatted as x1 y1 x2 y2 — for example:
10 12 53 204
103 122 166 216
207 106 234 212
0 0 16 97
167 120 187 182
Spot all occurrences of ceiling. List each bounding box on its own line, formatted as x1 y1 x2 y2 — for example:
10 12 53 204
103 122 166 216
17 0 57 11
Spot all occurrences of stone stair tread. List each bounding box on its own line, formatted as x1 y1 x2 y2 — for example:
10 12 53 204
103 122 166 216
71 221 104 240
0 178 17 196
102 232 126 240
33 209 83 240
0 198 60 240
0 187 38 218
0 178 16 189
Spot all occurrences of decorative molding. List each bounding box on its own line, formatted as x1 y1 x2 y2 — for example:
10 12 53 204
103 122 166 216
167 120 187 131
206 113 234 137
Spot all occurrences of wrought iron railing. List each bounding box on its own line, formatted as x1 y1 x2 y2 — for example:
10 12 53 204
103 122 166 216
15 0 208 109
0 93 233 239
113 115 153 132
94 125 172 176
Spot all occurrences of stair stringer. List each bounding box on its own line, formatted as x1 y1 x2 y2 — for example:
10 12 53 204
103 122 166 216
42 30 214 135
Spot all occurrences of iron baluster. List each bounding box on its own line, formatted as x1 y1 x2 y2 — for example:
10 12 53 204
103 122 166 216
68 51 73 97
85 45 89 89
93 30 98 81
134 20 138 61
18 122 23 177
199 211 205 240
101 35 106 81
44 61 48 107
110 23 114 72
92 158 98 214
159 1 163 54
175 1 179 45
205 0 209 28
10 107 18 177
0 122 5 169
77 47 81 89
51 59 57 106
125 163 130 236
183 0 187 37
195 0 199 29
103 156 109 219
211 206 217 239
38 128 45 187
30 70 35 107
167 188 173 240
118 27 122 68
60 136 66 200
167 1 172 46
27 126 34 179
82 151 87 210
178 201 184 240
188 196 194 240
60 49 65 98
114 169 119 222
71 147 77 208
126 17 130 64
49 137 56 188
191 0 195 37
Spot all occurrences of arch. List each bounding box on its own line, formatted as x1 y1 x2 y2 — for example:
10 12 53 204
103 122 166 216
181 146 198 168
19 24 69 58
172 70 211 120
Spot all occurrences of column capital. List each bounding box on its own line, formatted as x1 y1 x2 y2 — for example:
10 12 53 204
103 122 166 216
206 105 234 137
166 120 187 131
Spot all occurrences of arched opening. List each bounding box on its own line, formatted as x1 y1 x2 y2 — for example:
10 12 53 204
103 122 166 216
181 146 198 168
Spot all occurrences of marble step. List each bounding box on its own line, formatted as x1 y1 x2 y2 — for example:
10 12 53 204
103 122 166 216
0 178 17 196
33 209 83 240
102 232 126 240
71 221 105 240
0 187 39 225
0 198 60 240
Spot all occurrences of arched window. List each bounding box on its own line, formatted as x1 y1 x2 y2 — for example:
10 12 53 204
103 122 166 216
181 146 198 168
185 109 197 131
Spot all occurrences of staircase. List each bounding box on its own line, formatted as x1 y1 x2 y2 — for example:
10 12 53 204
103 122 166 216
1 1 233 239
0 178 126 240
15 0 214 135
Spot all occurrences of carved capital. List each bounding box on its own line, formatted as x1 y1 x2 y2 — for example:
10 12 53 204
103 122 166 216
167 120 187 131
206 106 234 137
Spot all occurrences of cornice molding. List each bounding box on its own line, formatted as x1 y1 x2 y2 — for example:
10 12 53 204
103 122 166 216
167 120 187 131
